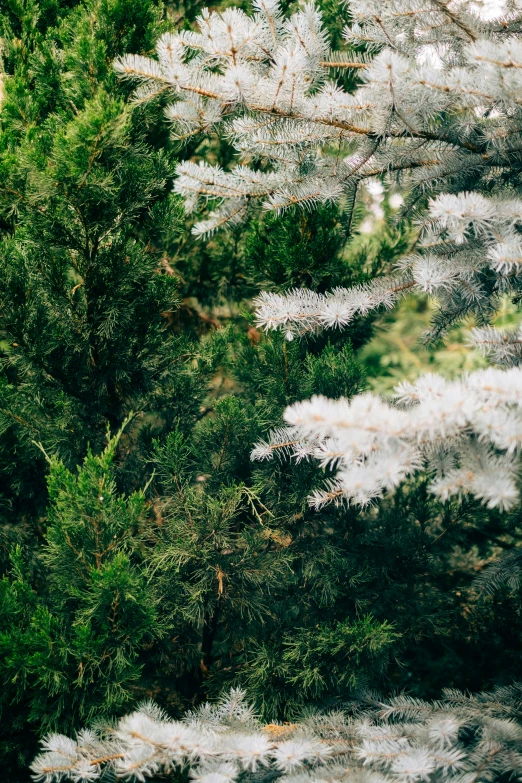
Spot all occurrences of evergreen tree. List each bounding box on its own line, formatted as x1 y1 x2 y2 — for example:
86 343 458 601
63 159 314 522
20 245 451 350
118 0 522 341
1 424 156 767
117 0 522 519
0 0 180 547
0 1 405 770
0 0 217 773
112 0 522 736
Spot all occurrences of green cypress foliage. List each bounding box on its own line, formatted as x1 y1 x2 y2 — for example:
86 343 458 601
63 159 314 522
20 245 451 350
1 423 155 766
0 0 213 558
0 0 213 773
0 0 395 771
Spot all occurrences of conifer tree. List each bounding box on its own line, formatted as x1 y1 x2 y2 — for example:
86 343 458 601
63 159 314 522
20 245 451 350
1 423 156 766
0 0 215 564
0 2 409 771
0 0 216 773
112 0 522 740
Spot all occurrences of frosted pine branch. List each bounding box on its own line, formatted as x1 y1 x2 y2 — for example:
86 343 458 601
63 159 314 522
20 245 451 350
254 190 522 337
115 0 522 234
470 325 522 366
116 0 522 333
32 686 522 783
251 367 522 510
254 273 415 339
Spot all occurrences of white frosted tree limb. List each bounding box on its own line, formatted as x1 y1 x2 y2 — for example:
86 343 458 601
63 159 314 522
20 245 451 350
470 324 522 365
251 367 522 511
115 0 522 236
116 0 522 337
253 273 415 339
31 686 522 783
254 190 522 338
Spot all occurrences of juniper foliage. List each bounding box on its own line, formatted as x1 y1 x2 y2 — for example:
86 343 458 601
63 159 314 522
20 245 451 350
1 423 156 745
0 0 217 562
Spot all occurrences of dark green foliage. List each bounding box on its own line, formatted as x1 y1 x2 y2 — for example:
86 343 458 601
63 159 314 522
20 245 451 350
234 333 366 420
243 206 350 292
137 341 400 719
166 202 351 306
1 424 156 770
0 0 220 561
240 616 399 717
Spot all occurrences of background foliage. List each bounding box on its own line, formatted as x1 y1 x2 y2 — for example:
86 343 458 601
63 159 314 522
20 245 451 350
1 0 522 780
